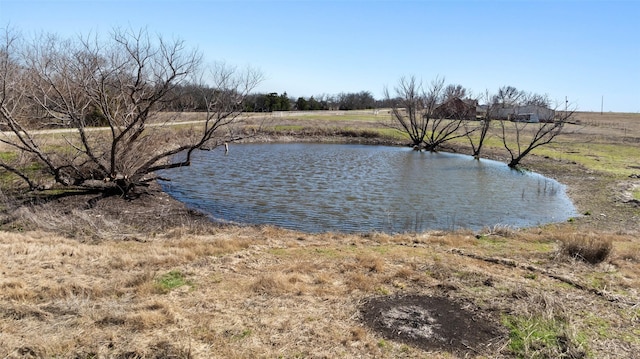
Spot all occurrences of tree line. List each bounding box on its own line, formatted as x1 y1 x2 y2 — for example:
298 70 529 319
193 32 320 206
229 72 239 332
164 87 387 112
241 90 389 112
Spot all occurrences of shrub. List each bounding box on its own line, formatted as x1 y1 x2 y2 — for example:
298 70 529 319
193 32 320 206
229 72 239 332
559 235 612 264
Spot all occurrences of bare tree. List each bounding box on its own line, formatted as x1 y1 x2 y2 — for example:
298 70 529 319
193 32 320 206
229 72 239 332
443 83 467 102
0 27 262 197
499 93 575 168
493 85 525 108
463 90 495 159
525 92 551 107
384 76 428 148
422 81 475 151
385 76 473 151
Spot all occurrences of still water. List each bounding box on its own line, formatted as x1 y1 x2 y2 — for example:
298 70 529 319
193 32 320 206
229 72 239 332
160 143 576 233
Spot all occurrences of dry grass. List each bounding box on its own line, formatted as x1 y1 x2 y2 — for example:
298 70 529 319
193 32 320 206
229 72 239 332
559 233 613 264
1 221 638 358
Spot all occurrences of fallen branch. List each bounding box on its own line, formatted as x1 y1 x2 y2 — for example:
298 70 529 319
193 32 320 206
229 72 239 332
450 248 638 306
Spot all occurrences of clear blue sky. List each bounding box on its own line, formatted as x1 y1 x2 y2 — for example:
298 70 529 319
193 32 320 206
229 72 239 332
1 0 638 112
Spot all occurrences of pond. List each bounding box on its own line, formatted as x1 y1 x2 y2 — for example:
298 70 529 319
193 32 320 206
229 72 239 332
159 143 577 233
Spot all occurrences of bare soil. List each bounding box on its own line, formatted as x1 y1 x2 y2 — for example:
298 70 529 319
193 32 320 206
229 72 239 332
361 295 505 355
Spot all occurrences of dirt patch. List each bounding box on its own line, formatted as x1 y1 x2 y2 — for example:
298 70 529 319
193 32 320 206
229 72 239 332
361 295 505 355
0 181 219 240
617 180 640 206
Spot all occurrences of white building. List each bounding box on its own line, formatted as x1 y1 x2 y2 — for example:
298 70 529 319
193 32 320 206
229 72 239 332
496 105 556 122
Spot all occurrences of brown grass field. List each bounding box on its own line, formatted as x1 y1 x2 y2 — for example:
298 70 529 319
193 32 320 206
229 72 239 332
1 111 639 358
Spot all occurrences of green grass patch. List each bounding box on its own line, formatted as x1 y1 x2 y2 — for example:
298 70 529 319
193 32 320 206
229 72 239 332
313 247 341 258
509 241 556 253
23 161 43 172
288 113 384 122
0 152 17 161
583 312 611 339
369 246 390 255
376 127 409 140
536 142 640 177
449 122 640 177
477 237 556 259
633 189 640 201
477 236 508 247
155 270 191 293
0 160 47 189
264 125 400 141
267 248 292 257
502 315 588 358
232 329 252 341
522 241 556 253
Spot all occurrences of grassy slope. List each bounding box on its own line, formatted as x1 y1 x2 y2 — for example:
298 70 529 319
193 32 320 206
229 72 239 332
2 225 638 358
1 111 640 358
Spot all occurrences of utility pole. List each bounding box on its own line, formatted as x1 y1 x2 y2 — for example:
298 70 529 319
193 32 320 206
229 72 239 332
601 96 604 115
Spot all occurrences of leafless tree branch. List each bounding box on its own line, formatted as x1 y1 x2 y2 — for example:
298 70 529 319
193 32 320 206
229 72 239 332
0 27 261 197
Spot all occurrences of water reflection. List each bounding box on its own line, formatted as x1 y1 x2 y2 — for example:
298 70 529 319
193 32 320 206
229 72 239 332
160 143 576 233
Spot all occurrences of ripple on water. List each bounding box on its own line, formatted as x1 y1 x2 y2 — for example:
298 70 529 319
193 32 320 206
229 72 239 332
160 143 576 233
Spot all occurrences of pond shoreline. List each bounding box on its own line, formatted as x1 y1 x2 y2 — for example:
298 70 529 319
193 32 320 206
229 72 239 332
45 130 628 236
1 131 636 235
224 131 639 233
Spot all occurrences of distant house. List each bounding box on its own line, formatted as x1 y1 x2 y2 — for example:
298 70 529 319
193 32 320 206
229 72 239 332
476 104 488 118
513 113 540 123
434 97 477 120
496 105 556 122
